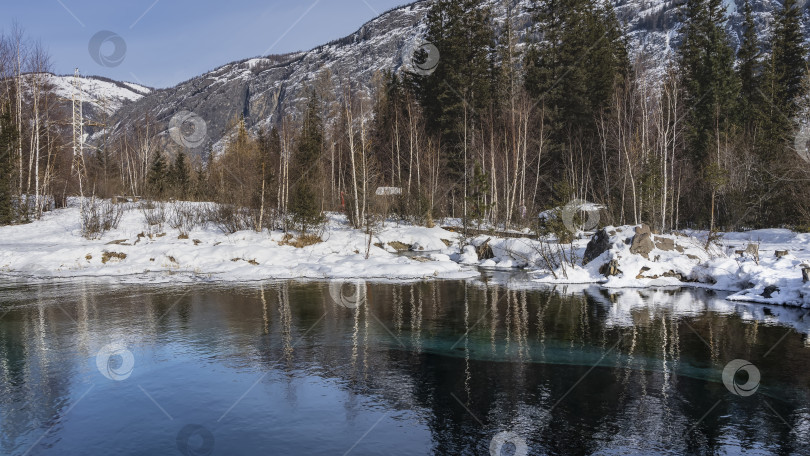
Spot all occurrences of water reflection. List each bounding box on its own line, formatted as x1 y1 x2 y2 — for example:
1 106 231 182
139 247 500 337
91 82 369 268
0 279 808 455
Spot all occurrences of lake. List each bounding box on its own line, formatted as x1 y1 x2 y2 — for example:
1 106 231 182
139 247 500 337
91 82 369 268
1 275 809 455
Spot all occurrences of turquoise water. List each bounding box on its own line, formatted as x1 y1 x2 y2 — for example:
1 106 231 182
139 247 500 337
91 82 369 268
0 279 808 455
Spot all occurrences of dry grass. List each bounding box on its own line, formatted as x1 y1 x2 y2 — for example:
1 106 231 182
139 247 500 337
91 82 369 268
280 233 322 248
388 241 411 251
101 251 127 264
232 257 260 265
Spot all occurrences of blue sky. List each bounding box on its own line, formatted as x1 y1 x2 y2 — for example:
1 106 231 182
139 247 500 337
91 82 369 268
5 0 409 88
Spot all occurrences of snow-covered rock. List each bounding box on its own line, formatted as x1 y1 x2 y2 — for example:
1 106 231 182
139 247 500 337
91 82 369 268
459 225 810 308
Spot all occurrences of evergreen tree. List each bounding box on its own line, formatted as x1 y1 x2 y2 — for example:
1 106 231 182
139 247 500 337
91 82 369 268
524 0 628 197
467 161 490 228
290 90 325 232
255 126 280 211
763 0 808 144
170 152 190 199
0 106 17 225
678 0 739 227
678 0 739 160
147 151 169 198
736 0 761 127
258 126 281 170
753 0 809 223
416 0 495 177
525 0 627 138
371 72 405 185
193 162 209 202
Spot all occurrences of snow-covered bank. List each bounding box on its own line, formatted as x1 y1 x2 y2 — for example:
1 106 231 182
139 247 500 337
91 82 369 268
2 202 808 309
460 225 810 308
0 203 475 283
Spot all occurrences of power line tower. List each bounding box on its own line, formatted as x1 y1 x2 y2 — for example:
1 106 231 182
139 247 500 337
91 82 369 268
72 68 88 226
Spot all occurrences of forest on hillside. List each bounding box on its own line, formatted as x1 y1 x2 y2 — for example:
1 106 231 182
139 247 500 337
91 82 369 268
0 0 809 239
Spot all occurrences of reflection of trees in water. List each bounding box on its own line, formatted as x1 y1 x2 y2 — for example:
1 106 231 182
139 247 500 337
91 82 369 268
277 283 293 364
1 282 809 454
0 286 88 455
247 282 810 454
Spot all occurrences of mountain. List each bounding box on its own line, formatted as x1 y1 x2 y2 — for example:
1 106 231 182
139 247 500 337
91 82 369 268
100 0 809 153
44 73 151 124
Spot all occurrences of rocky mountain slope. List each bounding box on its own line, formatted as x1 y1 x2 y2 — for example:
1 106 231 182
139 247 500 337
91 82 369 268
100 0 808 154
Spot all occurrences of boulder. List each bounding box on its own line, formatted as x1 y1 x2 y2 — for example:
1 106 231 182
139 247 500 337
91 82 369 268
636 266 652 279
476 238 495 260
583 228 612 265
762 285 780 299
630 224 655 259
654 238 675 251
662 271 685 281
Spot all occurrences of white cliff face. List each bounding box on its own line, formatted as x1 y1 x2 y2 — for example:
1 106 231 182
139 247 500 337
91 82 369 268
100 0 808 152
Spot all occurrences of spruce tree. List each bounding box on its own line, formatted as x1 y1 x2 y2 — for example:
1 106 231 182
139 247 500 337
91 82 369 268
147 151 168 198
194 163 209 202
258 126 281 170
524 0 628 190
0 106 17 225
170 152 190 199
371 72 405 185
678 0 739 227
678 0 739 163
417 0 495 178
290 90 325 232
526 0 626 130
754 0 809 223
766 0 807 140
736 0 761 129
467 161 491 228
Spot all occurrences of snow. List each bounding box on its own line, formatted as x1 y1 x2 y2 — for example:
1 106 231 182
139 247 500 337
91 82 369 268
46 74 149 114
1 202 808 310
0 201 475 284
475 226 810 308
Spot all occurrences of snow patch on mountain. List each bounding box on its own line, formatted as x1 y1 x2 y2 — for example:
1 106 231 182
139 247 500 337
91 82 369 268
46 74 151 115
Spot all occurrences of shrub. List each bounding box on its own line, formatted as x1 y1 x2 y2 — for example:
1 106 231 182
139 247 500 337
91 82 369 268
168 201 198 238
140 201 167 233
205 203 256 234
81 198 125 240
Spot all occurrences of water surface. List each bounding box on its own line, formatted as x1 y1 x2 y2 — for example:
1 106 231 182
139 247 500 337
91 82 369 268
1 278 809 455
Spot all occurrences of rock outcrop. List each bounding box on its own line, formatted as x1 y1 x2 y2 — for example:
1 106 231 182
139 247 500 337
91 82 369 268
630 224 655 259
583 228 612 265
